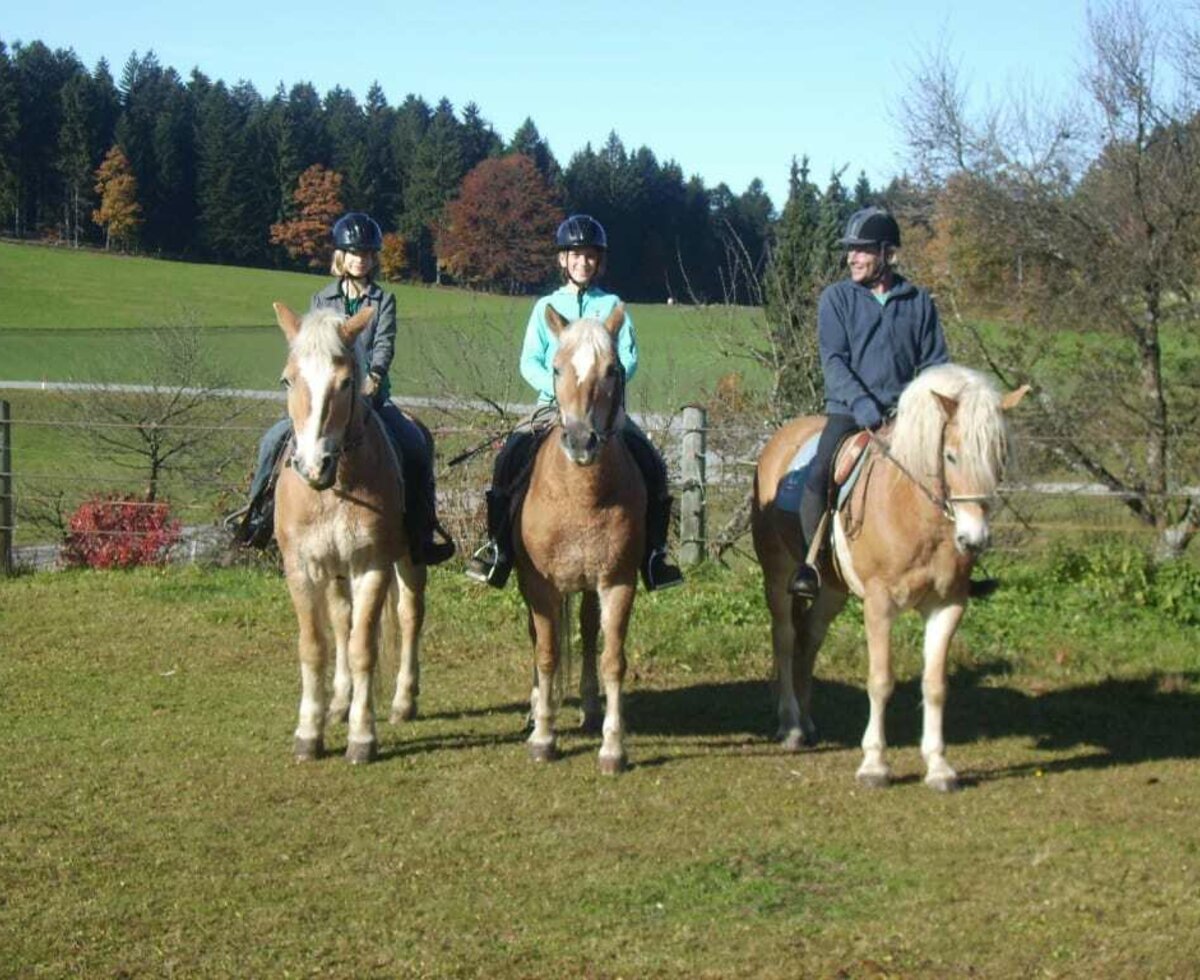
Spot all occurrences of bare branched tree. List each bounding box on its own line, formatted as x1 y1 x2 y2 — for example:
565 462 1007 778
901 0 1200 559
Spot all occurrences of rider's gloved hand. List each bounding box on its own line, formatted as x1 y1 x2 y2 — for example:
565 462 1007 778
851 396 883 431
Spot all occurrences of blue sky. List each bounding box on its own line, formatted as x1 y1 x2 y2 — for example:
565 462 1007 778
5 0 1095 207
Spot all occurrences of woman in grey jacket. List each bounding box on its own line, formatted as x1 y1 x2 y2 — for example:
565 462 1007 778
231 212 453 565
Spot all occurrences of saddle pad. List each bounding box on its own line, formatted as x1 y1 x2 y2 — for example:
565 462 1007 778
774 433 820 515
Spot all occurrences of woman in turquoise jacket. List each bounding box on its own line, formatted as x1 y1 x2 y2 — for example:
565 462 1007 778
465 214 683 592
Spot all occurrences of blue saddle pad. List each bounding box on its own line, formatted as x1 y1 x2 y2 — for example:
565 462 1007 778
775 433 820 514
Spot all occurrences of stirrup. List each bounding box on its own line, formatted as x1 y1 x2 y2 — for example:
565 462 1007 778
788 562 821 600
465 541 512 588
643 549 684 592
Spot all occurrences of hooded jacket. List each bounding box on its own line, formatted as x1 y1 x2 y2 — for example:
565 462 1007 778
311 279 397 404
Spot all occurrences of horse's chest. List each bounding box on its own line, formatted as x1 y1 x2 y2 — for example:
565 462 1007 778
522 505 638 586
291 508 376 574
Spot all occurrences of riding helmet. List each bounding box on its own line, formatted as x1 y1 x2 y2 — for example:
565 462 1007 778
555 214 608 251
838 207 901 248
332 212 383 251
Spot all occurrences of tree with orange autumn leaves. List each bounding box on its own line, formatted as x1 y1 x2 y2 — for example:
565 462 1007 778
435 154 563 293
91 145 141 251
269 164 344 270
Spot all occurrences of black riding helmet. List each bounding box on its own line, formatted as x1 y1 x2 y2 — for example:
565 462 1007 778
556 214 607 251
332 212 383 251
839 207 901 248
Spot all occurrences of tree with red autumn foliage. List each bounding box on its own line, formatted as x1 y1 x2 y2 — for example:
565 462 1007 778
269 164 345 269
436 154 563 293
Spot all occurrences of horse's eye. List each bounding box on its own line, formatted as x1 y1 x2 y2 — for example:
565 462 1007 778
553 366 561 378
605 365 617 378
339 377 352 391
945 451 958 465
279 376 291 389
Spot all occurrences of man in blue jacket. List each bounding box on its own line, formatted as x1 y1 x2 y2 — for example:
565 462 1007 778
789 207 949 599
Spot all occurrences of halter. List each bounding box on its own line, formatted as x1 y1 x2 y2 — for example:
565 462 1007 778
867 425 994 523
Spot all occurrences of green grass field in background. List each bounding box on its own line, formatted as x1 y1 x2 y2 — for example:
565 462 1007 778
0 242 768 408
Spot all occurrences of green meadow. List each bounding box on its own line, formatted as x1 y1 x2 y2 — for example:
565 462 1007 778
0 242 767 411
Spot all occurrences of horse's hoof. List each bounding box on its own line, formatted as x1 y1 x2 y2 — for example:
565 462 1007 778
344 741 378 765
293 736 324 761
389 703 417 724
528 741 559 763
598 752 627 775
855 769 891 790
580 713 603 736
926 774 960 793
780 731 805 753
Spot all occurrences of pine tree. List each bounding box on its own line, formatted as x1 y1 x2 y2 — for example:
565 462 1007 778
404 98 463 280
92 144 141 250
0 42 21 235
509 117 560 184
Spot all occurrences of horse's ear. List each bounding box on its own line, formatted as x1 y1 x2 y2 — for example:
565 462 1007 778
603 303 626 337
544 304 569 336
339 303 375 344
1001 383 1032 412
274 302 302 341
932 390 959 420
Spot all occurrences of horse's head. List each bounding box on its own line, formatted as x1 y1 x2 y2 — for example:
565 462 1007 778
544 303 626 466
274 301 374 490
891 365 1030 556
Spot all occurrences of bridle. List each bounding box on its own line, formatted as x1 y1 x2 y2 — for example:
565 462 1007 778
867 424 995 524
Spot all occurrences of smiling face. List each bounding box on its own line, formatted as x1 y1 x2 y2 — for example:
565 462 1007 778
342 249 377 280
846 244 891 287
558 246 603 288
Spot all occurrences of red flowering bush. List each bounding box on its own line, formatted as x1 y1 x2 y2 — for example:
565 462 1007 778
61 495 182 570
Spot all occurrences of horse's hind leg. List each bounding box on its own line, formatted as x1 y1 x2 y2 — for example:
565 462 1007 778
597 583 636 774
389 558 426 724
764 574 805 750
857 591 898 788
791 587 846 749
578 590 602 734
326 580 353 724
920 602 964 793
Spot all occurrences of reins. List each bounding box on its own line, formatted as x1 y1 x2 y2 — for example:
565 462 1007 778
867 426 994 523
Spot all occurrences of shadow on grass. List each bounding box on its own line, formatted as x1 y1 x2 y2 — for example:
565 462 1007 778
620 663 1200 777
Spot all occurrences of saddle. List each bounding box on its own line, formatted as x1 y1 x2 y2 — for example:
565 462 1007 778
774 428 874 518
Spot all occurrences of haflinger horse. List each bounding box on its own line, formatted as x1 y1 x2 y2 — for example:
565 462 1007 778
516 303 644 774
272 301 425 764
752 363 1028 791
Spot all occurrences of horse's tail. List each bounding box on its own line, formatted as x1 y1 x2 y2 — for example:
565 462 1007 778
376 570 400 695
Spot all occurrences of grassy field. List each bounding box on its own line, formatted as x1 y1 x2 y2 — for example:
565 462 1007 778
0 242 766 408
2 553 1199 976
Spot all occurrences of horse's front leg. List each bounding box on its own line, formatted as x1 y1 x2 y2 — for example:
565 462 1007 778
857 589 898 788
344 568 390 764
596 582 636 774
389 557 426 724
920 602 965 792
527 584 562 762
286 572 330 761
578 591 602 734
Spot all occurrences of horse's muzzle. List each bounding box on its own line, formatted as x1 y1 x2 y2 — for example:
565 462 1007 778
291 451 338 490
560 424 600 466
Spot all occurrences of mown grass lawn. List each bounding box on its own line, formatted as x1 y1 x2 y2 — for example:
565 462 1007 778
2 556 1198 976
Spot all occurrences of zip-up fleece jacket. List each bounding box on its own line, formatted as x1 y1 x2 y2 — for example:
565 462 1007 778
519 285 638 404
311 279 398 403
818 275 949 416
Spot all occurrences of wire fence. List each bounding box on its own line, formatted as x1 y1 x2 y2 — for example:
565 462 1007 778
2 390 1197 571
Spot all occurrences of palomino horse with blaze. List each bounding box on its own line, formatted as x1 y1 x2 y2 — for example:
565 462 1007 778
272 301 425 763
516 304 644 773
752 364 1028 791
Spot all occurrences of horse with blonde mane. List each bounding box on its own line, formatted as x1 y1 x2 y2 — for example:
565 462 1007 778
752 363 1028 791
272 301 426 764
516 304 644 774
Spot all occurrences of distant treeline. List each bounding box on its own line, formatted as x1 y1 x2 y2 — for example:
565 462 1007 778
0 39 881 302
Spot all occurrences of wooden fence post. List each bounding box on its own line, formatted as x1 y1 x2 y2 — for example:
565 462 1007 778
678 405 706 566
1 400 11 576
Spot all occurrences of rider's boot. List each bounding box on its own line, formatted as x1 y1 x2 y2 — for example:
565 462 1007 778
642 495 683 592
465 490 514 588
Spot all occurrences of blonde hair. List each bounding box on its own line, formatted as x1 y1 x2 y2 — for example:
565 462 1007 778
330 248 378 278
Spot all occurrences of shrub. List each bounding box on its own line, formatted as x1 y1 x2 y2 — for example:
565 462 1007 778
61 495 182 570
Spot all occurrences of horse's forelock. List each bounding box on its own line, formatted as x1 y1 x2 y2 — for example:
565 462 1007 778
890 364 1009 491
560 318 615 379
291 309 363 382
